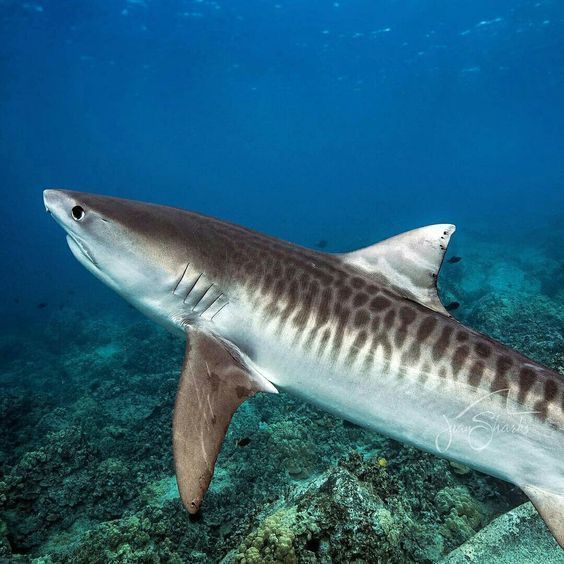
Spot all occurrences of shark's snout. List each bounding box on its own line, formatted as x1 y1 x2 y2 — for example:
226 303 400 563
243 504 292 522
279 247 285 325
44 189 73 217
44 188 60 212
44 189 89 231
44 189 95 264
44 189 66 230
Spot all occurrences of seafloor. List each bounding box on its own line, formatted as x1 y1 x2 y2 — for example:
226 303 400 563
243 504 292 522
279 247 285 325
1 230 563 563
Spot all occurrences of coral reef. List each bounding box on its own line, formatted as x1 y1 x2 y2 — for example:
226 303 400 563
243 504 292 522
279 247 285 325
230 446 512 563
0 236 561 562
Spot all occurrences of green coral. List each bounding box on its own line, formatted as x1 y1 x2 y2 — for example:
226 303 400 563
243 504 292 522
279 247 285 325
236 508 297 564
436 486 484 546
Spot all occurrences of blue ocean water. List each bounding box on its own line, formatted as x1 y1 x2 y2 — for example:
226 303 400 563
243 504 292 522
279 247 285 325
1 1 563 562
1 0 563 322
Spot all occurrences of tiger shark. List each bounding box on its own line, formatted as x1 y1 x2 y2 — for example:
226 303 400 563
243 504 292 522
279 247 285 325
43 189 563 547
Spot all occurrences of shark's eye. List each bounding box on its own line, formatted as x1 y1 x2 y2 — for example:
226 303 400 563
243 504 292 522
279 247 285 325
72 206 85 221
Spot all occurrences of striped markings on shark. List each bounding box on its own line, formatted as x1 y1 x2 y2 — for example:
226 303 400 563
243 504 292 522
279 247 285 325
44 189 564 549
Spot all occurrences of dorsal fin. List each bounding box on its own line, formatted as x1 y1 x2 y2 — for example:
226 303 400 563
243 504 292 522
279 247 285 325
522 484 564 548
173 328 277 513
339 224 455 316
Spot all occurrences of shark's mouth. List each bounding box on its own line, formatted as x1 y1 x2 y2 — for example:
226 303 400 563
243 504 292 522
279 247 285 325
66 234 98 269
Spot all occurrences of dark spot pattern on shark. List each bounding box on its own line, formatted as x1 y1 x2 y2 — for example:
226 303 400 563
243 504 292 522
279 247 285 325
369 295 391 311
351 276 365 289
491 355 513 394
338 284 353 301
346 330 368 364
468 360 486 387
544 378 558 403
394 308 416 349
474 341 492 358
518 367 537 404
401 341 422 366
383 309 396 330
317 326 332 357
417 317 437 341
456 330 470 342
452 345 470 378
371 331 393 363
331 303 351 360
353 309 370 328
432 326 453 361
353 292 369 307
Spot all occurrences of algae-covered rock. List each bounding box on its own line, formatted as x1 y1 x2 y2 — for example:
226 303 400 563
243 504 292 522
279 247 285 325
294 464 415 562
232 450 470 563
441 502 562 564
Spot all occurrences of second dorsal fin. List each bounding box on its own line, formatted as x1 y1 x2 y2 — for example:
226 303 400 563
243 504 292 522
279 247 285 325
173 328 277 514
338 224 455 316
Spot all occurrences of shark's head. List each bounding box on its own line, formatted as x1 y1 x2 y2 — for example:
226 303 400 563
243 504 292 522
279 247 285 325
43 189 211 329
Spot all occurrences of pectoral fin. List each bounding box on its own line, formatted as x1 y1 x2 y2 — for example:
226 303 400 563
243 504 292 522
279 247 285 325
173 328 277 513
522 484 564 548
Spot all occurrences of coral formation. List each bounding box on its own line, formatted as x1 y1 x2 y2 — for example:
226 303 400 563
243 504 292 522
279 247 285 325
236 508 298 563
435 486 484 545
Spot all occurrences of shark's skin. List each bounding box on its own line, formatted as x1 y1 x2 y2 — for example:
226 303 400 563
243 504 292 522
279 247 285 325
44 189 564 547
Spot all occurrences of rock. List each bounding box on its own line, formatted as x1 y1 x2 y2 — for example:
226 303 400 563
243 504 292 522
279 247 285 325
449 461 470 476
441 502 562 563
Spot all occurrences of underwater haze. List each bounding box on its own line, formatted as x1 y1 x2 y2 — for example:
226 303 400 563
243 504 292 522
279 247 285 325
1 0 563 562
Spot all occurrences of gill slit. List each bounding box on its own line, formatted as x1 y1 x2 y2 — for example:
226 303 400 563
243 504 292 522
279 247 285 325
202 291 224 314
173 262 190 294
211 302 228 320
192 284 215 311
184 273 203 303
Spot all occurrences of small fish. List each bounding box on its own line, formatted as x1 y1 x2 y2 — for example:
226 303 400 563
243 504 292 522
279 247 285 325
316 239 328 249
445 301 460 311
447 256 462 264
37 302 48 309
236 437 251 447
